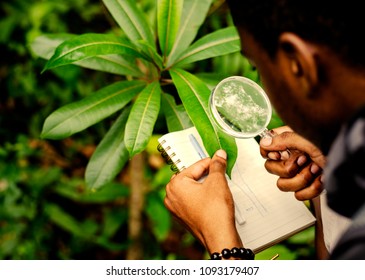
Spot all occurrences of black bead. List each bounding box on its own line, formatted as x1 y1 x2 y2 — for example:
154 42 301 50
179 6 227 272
238 248 246 258
210 247 255 260
239 248 254 260
221 248 232 259
211 252 221 260
245 248 255 260
231 247 240 258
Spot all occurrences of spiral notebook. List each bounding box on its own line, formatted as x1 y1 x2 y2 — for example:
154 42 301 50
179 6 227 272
158 126 316 253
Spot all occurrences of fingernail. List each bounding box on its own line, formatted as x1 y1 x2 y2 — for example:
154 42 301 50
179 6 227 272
320 174 324 183
311 163 320 174
260 137 272 146
280 150 290 160
297 155 307 166
268 152 280 160
215 149 227 160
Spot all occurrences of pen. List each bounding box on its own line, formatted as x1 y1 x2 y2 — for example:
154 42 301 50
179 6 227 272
189 134 207 159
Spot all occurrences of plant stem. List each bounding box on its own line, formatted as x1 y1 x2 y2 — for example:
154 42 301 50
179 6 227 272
126 152 147 260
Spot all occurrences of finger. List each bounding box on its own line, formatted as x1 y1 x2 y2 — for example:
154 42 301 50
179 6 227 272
260 138 290 160
266 151 281 160
179 157 211 181
261 149 290 161
260 131 325 167
259 126 292 159
294 176 324 201
264 152 308 178
208 149 227 176
276 163 322 192
270 125 293 134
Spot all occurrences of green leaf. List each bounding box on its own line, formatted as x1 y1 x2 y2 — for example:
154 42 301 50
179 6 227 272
162 93 193 132
173 26 241 67
101 208 128 238
102 0 155 47
157 0 183 60
42 33 148 72
195 72 229 90
167 0 213 66
41 80 146 139
170 68 237 176
287 226 315 245
31 34 143 77
85 107 131 190
125 81 162 156
145 192 171 242
45 204 91 237
79 54 144 77
54 182 129 204
30 33 76 59
134 40 163 70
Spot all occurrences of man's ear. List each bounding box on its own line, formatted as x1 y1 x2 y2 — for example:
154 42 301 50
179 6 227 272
278 32 319 98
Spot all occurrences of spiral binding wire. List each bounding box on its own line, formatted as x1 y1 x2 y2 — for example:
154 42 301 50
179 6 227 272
157 142 184 173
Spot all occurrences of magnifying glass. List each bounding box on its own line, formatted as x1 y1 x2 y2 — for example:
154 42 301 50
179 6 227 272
209 76 291 158
209 76 274 139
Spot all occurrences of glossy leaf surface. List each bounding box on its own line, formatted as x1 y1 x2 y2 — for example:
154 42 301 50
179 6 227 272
43 33 148 72
102 0 155 47
161 93 193 132
125 81 162 156
134 40 163 70
41 80 146 139
31 34 143 77
157 0 182 60
170 68 237 176
173 26 241 67
85 107 131 190
167 0 213 66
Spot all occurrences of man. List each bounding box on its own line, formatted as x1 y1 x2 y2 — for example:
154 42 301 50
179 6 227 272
164 0 365 259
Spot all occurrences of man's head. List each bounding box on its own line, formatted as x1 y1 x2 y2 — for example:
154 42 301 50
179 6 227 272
226 0 365 153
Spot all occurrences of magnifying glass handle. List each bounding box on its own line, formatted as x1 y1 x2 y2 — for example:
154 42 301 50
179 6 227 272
259 128 291 160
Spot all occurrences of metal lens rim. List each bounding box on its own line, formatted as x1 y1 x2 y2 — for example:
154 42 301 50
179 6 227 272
209 76 272 138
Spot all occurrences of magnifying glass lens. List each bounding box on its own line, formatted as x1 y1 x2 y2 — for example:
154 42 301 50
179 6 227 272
209 76 272 138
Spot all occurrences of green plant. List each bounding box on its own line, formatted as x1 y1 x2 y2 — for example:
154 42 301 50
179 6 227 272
2 0 179 260
31 0 241 190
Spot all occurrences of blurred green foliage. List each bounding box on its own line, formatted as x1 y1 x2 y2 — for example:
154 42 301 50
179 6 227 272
0 0 313 260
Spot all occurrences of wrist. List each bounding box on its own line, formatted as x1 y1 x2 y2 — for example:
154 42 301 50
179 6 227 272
204 225 243 256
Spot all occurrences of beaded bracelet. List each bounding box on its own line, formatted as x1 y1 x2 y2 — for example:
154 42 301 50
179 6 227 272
210 247 255 260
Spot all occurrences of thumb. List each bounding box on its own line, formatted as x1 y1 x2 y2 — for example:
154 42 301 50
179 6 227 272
209 149 227 175
260 131 325 165
260 130 306 151
259 126 293 151
260 131 305 152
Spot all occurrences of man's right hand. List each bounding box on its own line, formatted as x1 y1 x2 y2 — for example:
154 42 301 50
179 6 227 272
259 126 326 201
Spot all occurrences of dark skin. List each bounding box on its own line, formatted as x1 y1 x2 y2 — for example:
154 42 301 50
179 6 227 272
164 26 365 258
240 30 365 152
259 125 328 259
260 126 324 201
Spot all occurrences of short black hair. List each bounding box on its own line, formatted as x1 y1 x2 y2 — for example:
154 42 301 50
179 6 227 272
226 0 365 69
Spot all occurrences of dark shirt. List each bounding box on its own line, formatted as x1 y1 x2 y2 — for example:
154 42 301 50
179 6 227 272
325 107 365 259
